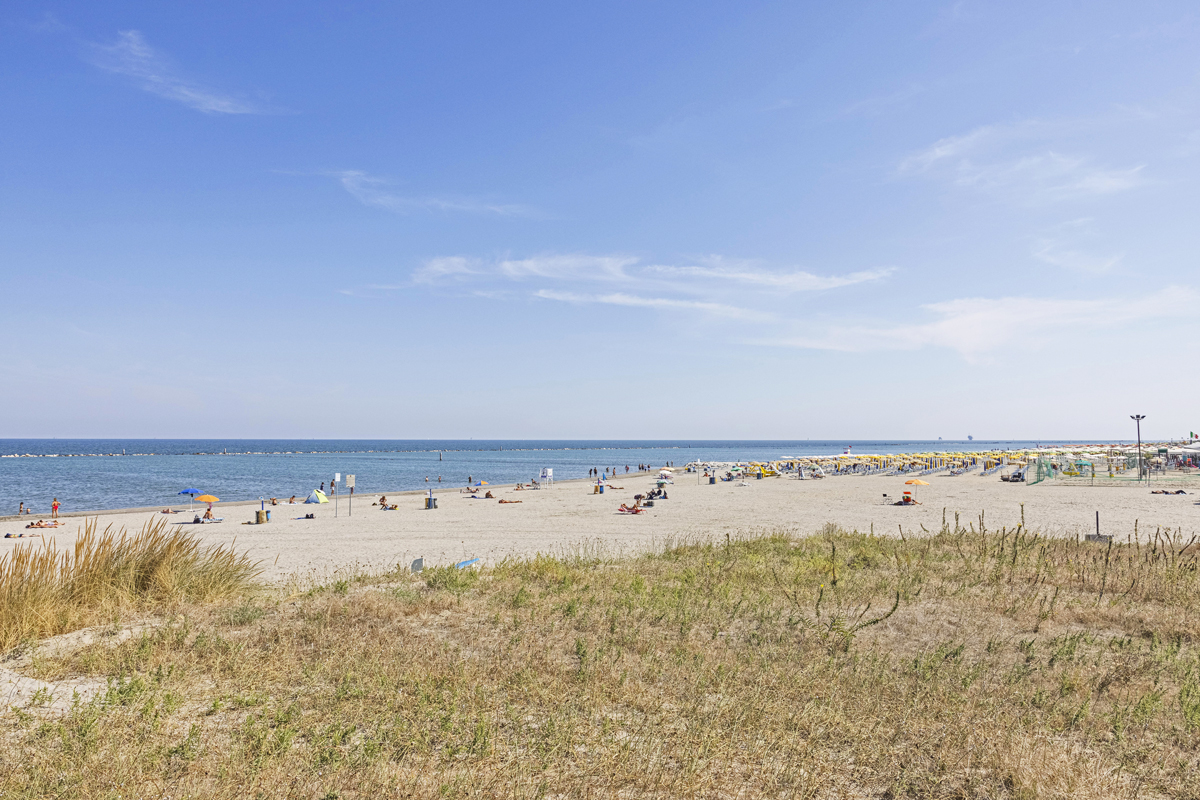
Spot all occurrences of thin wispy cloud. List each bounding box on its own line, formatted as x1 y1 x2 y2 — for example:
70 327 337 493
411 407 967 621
414 253 892 292
534 290 770 321
88 30 261 114
898 121 1146 201
334 171 535 216
498 255 637 281
398 252 893 322
412 257 481 284
649 262 894 292
751 286 1195 357
1032 240 1124 274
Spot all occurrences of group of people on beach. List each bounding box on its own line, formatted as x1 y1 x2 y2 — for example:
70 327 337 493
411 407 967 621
590 463 673 479
15 498 60 518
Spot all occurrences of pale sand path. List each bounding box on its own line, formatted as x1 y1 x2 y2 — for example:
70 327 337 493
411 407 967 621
4 474 1198 583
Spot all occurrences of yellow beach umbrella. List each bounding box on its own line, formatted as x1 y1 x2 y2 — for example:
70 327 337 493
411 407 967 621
195 494 220 503
904 479 930 486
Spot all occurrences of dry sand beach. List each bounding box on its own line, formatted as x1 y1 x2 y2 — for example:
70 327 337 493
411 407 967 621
6 471 1198 582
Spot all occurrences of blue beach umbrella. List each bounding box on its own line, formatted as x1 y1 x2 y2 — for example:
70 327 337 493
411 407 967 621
178 489 202 511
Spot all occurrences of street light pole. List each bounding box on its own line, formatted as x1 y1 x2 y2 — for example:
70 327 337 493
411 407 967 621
1130 415 1145 483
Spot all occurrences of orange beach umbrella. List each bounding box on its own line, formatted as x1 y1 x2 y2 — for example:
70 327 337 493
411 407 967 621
904 479 929 486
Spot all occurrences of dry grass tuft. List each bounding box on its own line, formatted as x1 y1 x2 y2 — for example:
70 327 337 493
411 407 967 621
4 517 1200 798
0 519 260 651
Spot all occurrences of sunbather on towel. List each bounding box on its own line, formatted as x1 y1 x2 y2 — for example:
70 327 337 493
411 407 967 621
498 499 522 504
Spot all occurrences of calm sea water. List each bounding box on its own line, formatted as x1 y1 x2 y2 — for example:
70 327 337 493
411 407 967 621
0 439 1098 515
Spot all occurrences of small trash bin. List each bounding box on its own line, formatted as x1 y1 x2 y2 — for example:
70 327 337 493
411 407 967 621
756 472 763 480
255 509 268 524
599 485 605 494
265 510 271 522
708 476 716 485
425 497 438 509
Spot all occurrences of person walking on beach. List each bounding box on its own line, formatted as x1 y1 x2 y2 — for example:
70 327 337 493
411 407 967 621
51 498 60 519
18 502 23 516
320 482 325 493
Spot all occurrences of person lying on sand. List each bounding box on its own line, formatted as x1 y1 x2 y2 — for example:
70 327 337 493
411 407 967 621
270 498 278 505
1151 489 1187 495
27 520 60 528
6 532 42 538
498 499 522 504
160 508 180 514
893 498 921 506
618 503 643 514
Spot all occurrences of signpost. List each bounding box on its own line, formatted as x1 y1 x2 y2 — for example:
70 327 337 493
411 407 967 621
334 473 341 516
345 474 355 516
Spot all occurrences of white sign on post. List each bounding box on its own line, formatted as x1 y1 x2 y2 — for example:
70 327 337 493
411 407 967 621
345 474 355 488
335 473 341 482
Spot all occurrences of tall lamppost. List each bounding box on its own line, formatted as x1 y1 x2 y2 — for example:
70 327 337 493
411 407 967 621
1130 415 1145 482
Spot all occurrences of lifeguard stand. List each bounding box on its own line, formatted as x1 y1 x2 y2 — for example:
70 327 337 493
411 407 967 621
540 468 554 487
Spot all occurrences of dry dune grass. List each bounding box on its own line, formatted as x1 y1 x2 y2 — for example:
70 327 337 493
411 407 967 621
3 514 1200 798
0 519 260 651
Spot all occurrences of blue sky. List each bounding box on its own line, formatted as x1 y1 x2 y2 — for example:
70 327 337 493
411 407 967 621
2 2 1197 440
